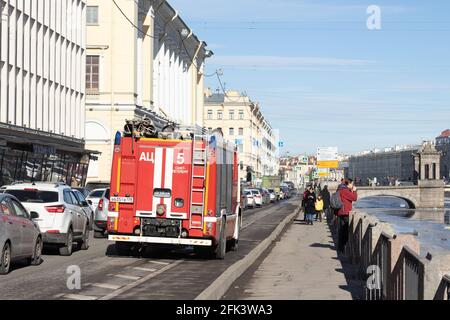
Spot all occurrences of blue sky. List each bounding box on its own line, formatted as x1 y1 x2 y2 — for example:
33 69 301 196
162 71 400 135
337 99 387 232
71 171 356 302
170 0 450 155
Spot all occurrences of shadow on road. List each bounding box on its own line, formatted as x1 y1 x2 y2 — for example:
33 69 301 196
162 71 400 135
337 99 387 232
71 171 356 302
105 243 230 261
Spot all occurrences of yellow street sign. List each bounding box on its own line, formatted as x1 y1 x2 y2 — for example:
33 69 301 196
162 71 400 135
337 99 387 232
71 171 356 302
317 160 339 169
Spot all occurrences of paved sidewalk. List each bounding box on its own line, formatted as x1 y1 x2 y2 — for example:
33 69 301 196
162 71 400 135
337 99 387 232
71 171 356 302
226 214 363 300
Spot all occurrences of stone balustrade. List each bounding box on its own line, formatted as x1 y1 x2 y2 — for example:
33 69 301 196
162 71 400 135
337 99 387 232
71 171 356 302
346 210 450 300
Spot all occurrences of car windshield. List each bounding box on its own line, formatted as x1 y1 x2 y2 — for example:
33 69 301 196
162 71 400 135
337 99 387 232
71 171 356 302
5 190 59 203
86 183 110 191
88 190 105 198
251 190 259 195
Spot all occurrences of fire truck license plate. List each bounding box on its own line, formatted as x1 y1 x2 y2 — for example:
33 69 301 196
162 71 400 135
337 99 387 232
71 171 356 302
110 197 134 204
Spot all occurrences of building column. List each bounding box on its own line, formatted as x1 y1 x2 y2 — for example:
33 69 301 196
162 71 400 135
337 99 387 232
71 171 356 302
136 8 143 107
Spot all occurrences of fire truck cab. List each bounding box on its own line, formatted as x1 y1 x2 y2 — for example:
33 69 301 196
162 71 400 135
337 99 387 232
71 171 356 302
107 122 241 259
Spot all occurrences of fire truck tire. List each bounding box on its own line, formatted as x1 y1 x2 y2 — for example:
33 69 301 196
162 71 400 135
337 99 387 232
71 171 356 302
115 242 133 256
228 215 240 252
215 218 227 260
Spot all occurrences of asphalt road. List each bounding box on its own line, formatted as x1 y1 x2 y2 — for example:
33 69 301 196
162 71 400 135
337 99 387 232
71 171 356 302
0 197 300 300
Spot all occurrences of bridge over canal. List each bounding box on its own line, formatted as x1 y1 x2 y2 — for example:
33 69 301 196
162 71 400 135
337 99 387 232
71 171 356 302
357 181 444 209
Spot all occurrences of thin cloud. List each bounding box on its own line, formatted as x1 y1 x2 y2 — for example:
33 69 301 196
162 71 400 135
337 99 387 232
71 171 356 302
209 55 374 70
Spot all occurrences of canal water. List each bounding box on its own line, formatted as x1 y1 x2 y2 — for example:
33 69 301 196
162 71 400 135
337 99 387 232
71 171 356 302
354 194 450 257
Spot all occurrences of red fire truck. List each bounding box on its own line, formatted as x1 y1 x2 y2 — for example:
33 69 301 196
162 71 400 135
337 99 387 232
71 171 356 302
106 120 241 259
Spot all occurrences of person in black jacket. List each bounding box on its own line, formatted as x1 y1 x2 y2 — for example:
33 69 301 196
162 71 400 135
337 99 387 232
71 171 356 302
321 185 331 222
304 186 316 225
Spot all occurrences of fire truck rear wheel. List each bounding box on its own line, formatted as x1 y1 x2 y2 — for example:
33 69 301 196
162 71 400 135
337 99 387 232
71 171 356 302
115 242 133 256
215 218 227 260
228 215 240 252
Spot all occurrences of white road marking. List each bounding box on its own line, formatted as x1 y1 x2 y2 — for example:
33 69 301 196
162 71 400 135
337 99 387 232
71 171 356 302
92 283 122 290
148 260 169 265
114 274 141 281
64 294 97 301
133 267 157 272
100 260 184 300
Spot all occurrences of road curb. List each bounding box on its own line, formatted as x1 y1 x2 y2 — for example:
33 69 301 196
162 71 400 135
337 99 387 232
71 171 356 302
195 206 300 300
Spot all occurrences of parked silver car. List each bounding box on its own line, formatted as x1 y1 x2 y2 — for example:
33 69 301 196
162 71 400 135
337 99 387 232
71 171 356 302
93 188 110 238
243 189 256 209
0 194 42 274
72 189 94 231
86 188 106 212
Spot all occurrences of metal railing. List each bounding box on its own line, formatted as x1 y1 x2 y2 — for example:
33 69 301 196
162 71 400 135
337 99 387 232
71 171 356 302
391 246 425 300
444 275 450 300
360 223 375 279
351 220 362 265
367 232 392 300
434 274 450 300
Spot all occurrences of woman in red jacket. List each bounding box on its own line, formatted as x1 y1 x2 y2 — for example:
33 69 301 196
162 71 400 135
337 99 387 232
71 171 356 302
337 179 358 253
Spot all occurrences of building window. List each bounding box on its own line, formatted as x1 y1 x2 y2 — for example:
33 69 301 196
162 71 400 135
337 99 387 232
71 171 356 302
239 110 244 119
229 110 234 120
86 56 99 93
238 128 244 136
207 110 213 120
87 6 99 25
229 128 234 136
217 111 223 120
425 164 430 180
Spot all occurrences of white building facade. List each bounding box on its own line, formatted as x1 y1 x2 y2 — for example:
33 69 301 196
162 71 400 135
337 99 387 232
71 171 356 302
1 0 86 138
0 0 91 186
85 0 211 182
204 90 279 182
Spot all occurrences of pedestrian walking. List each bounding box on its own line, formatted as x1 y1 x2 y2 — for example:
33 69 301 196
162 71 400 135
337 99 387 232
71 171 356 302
321 185 331 222
304 185 316 225
315 195 324 222
337 179 358 254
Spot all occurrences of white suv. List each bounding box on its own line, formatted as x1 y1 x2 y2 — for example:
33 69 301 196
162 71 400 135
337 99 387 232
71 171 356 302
4 183 90 256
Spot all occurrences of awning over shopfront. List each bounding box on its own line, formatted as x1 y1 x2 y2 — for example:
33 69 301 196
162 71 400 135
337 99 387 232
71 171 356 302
0 123 100 187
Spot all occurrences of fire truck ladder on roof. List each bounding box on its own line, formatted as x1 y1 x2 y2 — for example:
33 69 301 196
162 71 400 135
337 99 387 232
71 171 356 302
189 134 208 230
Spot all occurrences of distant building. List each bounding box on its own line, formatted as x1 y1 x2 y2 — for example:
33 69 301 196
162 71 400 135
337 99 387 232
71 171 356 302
435 129 450 179
348 146 420 186
279 156 313 188
204 90 278 181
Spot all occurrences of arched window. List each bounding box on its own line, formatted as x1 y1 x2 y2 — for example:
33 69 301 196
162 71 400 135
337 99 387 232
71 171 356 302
85 121 110 142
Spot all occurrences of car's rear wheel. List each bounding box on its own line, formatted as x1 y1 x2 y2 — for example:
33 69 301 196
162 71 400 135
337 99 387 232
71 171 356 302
79 224 90 250
0 242 11 275
59 228 73 256
28 237 42 266
94 230 104 238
